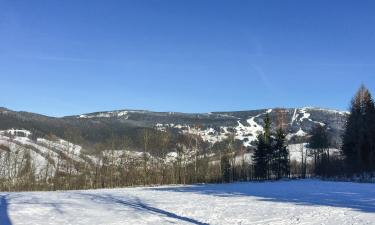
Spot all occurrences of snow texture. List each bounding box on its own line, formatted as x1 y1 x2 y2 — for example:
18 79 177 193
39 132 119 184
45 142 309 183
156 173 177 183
155 107 339 147
1 180 375 225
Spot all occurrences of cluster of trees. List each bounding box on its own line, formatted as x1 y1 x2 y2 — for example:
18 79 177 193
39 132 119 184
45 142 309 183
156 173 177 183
0 128 246 191
0 118 338 192
342 85 375 175
301 85 375 178
251 85 375 181
252 114 290 180
2 85 375 191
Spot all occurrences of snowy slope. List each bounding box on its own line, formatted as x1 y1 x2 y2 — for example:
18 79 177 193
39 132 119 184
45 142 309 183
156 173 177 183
153 107 348 147
0 129 169 179
0 106 348 150
1 180 375 225
0 129 88 179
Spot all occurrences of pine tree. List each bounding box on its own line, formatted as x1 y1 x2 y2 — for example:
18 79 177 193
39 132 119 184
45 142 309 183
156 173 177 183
342 85 375 174
264 113 271 145
253 113 273 179
362 88 375 172
273 128 289 179
253 133 267 179
221 151 231 183
309 125 330 176
263 113 273 179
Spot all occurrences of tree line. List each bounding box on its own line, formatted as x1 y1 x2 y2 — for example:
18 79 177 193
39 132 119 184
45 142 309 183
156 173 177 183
0 85 374 191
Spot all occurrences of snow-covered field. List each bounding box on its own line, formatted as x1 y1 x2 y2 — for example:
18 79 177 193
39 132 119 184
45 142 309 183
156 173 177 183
1 180 375 225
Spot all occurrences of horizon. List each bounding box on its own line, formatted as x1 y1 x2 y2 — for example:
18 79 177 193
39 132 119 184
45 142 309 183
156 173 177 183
1 105 349 118
1 1 375 116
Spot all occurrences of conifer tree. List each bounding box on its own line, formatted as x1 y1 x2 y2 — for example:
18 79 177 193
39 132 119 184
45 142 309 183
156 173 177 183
253 113 272 179
263 113 273 178
253 133 267 179
342 85 375 174
273 128 289 179
309 125 330 176
221 151 231 183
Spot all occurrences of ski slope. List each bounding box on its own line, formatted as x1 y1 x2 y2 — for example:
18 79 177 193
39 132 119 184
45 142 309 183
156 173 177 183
1 180 375 225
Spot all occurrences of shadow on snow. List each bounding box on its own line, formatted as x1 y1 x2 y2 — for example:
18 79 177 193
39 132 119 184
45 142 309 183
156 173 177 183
78 193 209 225
151 180 375 213
0 195 12 225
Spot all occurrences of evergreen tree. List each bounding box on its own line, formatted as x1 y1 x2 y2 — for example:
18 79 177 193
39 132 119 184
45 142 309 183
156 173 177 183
273 128 289 179
253 133 267 179
342 85 375 174
309 125 330 176
221 151 231 183
263 113 273 178
264 113 271 145
253 113 273 179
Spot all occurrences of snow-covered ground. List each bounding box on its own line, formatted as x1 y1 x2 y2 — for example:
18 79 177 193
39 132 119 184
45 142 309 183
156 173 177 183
1 180 375 225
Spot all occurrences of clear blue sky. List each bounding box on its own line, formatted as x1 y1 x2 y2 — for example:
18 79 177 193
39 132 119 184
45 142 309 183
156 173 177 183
1 0 375 117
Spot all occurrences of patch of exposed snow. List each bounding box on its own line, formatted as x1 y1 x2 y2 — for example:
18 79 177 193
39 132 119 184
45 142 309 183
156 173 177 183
295 128 307 136
291 108 298 125
0 129 31 137
299 108 311 122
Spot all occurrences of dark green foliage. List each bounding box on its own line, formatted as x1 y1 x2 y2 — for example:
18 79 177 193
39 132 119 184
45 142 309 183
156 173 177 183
221 152 231 183
272 128 290 179
309 125 330 176
253 114 291 180
253 133 268 179
263 113 271 145
253 113 271 179
342 85 375 174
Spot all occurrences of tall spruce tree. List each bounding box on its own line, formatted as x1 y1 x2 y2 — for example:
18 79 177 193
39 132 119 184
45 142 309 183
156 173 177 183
342 85 375 174
264 113 271 145
253 133 267 179
309 125 330 176
253 113 272 179
273 128 289 179
221 151 231 183
264 113 274 178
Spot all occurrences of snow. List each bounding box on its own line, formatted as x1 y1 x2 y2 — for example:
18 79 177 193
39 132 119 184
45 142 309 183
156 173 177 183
235 117 263 147
286 128 308 140
155 109 273 147
0 137 50 176
299 108 311 122
288 143 310 162
79 111 130 119
0 130 88 178
303 107 350 116
1 180 375 225
287 143 341 163
295 128 307 137
298 108 326 126
154 107 345 147
0 129 31 137
291 108 298 125
37 138 82 157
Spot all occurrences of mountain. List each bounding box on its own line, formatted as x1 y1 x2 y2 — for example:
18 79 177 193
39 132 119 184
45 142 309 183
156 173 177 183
0 106 348 183
0 106 348 149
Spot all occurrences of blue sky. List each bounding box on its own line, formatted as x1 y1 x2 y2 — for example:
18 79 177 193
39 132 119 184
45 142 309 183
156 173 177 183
1 0 375 117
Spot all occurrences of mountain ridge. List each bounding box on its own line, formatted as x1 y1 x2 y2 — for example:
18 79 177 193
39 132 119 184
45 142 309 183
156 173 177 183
0 106 348 150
